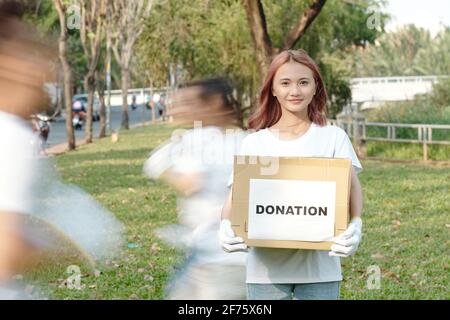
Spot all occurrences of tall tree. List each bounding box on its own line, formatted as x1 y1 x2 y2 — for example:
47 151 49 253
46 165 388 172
110 0 153 130
243 0 327 81
137 0 386 121
53 0 75 150
78 0 106 143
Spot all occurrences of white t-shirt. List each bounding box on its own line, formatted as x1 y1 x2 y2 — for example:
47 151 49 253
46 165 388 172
144 126 248 265
0 111 40 214
232 122 362 284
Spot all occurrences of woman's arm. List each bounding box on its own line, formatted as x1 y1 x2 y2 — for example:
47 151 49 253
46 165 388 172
329 166 363 257
349 167 363 219
221 189 233 220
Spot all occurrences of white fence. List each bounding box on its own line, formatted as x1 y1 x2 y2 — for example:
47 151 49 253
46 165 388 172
328 119 450 161
105 87 173 106
350 75 448 104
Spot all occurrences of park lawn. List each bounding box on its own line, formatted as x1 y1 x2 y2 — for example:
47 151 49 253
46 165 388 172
28 124 449 299
366 141 450 161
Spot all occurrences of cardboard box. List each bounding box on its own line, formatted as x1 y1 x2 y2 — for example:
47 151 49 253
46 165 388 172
230 156 351 250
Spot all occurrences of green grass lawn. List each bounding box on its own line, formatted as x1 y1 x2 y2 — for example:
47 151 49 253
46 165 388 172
366 141 450 161
28 124 449 299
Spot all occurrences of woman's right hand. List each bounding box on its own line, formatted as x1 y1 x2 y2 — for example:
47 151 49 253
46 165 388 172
219 219 248 253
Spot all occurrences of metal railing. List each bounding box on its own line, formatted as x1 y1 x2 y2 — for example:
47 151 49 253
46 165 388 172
328 119 450 161
350 75 448 86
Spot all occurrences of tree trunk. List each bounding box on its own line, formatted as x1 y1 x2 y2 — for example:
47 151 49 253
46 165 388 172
51 73 63 118
121 67 129 129
149 80 156 124
282 0 327 50
243 0 273 83
106 29 112 134
84 73 95 143
96 70 106 138
54 0 75 150
243 0 327 82
62 57 75 149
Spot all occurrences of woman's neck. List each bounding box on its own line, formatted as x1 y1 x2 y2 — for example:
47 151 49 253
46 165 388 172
271 110 311 133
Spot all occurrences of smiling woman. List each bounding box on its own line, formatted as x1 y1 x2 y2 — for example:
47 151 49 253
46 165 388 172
220 49 364 300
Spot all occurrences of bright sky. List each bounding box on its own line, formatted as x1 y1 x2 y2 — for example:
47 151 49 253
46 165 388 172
384 0 450 35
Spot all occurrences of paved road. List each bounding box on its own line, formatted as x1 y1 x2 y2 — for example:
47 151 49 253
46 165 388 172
46 104 155 147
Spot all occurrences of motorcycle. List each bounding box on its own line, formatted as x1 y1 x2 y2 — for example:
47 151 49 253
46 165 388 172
72 112 85 130
31 113 51 151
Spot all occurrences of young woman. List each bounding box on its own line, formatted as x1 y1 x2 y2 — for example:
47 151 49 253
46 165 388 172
220 49 363 300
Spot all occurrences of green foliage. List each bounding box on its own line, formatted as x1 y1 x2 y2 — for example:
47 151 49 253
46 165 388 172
361 77 450 149
137 0 387 118
365 100 450 125
364 77 450 131
22 0 60 34
319 54 352 118
23 0 122 91
264 0 387 55
430 77 450 107
365 142 450 161
137 1 257 97
350 25 450 77
363 103 450 142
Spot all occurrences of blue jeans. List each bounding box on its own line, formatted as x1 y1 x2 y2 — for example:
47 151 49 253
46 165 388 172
247 282 340 300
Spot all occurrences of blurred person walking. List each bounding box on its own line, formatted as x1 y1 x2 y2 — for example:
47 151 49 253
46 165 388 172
0 1 53 288
0 1 123 299
144 77 247 299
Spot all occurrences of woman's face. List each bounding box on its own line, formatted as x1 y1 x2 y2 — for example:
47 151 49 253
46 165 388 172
272 60 317 116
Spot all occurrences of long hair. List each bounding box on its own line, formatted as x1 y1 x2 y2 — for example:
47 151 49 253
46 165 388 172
248 49 327 130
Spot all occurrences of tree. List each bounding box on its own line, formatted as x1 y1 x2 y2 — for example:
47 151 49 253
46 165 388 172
137 0 262 127
95 68 107 138
109 0 153 130
137 0 386 121
53 0 75 150
243 0 326 82
78 0 106 143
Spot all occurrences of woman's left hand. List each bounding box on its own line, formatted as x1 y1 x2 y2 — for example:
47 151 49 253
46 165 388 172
329 217 362 257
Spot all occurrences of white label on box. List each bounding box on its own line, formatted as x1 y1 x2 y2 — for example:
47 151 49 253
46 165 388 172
248 179 336 241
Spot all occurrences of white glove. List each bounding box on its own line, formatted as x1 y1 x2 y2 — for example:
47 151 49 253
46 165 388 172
219 219 248 253
329 217 362 258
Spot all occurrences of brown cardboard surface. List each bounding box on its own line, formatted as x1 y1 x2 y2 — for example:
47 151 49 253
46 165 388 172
230 156 351 250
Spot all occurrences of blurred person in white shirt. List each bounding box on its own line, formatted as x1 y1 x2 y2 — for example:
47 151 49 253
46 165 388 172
144 77 247 299
0 1 123 298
